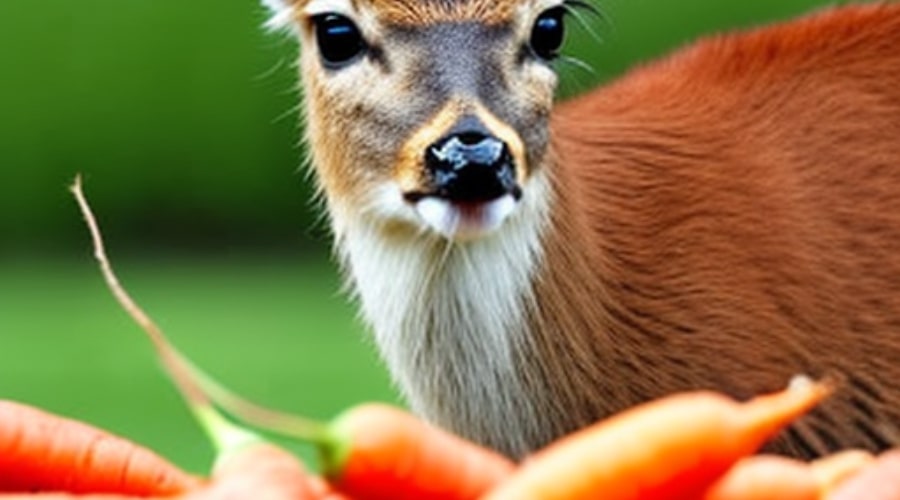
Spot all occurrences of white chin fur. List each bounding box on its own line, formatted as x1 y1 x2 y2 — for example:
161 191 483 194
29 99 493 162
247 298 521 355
414 196 518 241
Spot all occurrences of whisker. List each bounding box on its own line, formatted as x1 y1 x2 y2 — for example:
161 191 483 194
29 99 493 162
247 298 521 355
557 56 599 97
563 0 608 47
253 57 288 82
560 54 597 76
272 102 303 126
563 0 604 19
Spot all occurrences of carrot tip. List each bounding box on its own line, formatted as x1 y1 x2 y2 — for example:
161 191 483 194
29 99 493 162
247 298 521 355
788 375 835 397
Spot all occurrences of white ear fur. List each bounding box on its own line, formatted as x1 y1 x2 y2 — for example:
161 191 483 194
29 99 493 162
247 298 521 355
261 0 286 10
260 0 296 31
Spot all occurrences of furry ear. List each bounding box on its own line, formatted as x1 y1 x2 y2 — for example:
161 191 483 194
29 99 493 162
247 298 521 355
260 0 295 31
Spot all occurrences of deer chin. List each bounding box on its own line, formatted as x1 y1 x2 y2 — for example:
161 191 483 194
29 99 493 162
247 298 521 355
413 195 518 241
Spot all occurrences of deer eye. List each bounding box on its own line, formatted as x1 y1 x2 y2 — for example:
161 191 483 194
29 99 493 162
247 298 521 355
529 7 566 60
313 14 366 67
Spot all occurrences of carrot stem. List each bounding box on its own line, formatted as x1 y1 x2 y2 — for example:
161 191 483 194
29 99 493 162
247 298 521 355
71 175 265 457
186 357 333 445
72 175 341 464
192 404 263 460
178 346 348 472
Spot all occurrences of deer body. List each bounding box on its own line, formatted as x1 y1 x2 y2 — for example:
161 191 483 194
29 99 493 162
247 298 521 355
266 0 900 459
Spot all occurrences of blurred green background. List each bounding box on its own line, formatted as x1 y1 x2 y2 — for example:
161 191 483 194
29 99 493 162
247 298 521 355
0 0 866 473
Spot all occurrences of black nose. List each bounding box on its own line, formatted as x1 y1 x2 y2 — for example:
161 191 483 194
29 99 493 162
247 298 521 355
424 132 519 203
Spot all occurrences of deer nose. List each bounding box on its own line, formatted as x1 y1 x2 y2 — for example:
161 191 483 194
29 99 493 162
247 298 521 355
424 132 520 203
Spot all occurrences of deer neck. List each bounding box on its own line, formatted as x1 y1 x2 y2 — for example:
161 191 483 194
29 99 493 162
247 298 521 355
331 148 624 457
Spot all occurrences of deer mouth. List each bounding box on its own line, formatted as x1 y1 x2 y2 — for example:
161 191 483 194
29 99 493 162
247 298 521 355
400 115 525 240
410 194 519 241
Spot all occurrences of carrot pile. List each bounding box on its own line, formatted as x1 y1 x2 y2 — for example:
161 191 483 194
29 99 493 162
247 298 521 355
1 176 898 500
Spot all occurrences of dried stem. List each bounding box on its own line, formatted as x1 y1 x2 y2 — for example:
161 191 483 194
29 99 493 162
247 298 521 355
70 175 259 453
70 175 330 447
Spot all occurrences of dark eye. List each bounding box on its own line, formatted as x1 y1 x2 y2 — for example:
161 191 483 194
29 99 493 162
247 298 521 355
313 14 366 67
530 7 566 60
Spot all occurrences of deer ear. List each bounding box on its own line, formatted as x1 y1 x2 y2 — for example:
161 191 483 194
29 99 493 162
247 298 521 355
260 0 296 31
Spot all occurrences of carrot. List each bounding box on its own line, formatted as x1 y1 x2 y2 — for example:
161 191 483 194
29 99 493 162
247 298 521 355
182 443 320 500
827 449 900 500
482 378 831 500
178 352 515 500
0 400 198 496
309 475 355 500
810 449 875 494
182 375 515 500
0 494 138 499
0 442 324 500
702 455 819 500
322 403 515 500
702 450 875 500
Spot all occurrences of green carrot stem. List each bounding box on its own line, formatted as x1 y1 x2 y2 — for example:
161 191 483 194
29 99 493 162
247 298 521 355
71 175 267 458
73 175 346 471
193 403 264 459
183 355 333 444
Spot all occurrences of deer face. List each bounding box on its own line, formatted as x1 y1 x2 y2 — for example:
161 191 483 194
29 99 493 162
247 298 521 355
267 0 569 241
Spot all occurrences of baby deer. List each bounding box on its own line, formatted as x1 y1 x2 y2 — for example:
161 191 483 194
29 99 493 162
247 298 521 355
263 0 900 459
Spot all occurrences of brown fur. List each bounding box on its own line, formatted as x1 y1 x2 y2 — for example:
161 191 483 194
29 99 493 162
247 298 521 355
540 3 900 457
361 0 518 26
283 0 518 26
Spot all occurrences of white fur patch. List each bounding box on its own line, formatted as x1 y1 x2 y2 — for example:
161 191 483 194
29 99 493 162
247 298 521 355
260 0 296 31
333 172 553 457
414 195 518 241
263 0 356 32
261 0 287 12
263 0 293 31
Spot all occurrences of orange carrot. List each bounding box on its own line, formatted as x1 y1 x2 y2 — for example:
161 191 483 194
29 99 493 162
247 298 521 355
0 441 324 500
321 403 515 500
0 494 138 499
309 475 355 500
173 363 516 500
827 449 900 500
182 443 320 500
810 449 875 494
702 455 819 500
706 450 876 500
0 400 198 496
483 379 831 500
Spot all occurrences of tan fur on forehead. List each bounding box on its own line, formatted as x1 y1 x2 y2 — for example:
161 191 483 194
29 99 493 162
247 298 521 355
361 0 519 26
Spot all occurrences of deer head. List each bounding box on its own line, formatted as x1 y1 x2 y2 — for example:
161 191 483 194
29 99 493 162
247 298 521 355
262 0 579 242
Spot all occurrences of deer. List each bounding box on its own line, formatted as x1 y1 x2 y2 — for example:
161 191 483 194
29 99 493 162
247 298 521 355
260 0 900 460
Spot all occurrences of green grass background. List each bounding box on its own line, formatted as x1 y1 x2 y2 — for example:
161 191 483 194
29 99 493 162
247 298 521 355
0 0 871 473
1 256 396 470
